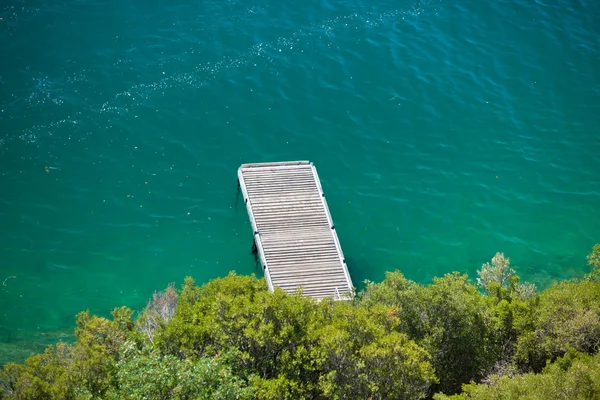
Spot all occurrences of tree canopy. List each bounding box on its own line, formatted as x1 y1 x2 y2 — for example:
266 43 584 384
1 245 599 399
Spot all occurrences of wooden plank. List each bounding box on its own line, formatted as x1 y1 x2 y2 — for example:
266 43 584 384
261 241 336 248
299 287 352 295
275 276 349 285
254 206 327 213
257 223 331 230
245 178 316 184
245 190 320 197
251 198 321 205
269 268 343 276
242 168 312 175
246 198 323 206
246 182 315 188
258 222 329 229
255 212 329 220
243 176 317 183
291 288 350 298
277 282 349 290
273 272 349 281
270 270 347 279
270 264 347 272
265 249 340 258
245 182 317 188
246 185 318 192
267 257 342 267
257 219 329 227
268 261 342 268
250 189 322 197
273 276 348 285
240 161 309 168
261 229 333 235
261 238 335 245
267 260 345 269
269 262 344 270
267 257 342 265
241 165 312 172
263 242 336 249
261 236 334 244
247 192 321 199
250 201 324 209
263 246 338 255
280 287 349 296
255 210 327 217
253 211 326 219
256 216 329 224
279 283 350 292
266 252 338 258
265 250 339 259
260 234 334 242
257 215 326 220
269 266 345 275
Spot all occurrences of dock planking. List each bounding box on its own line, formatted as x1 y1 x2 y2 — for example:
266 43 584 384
238 161 353 300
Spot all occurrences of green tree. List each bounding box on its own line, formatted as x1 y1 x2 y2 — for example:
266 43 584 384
4 248 599 400
360 272 497 394
158 273 435 399
434 350 600 400
586 244 600 282
0 307 135 399
309 302 436 399
158 273 325 397
477 253 515 291
0 342 74 400
477 253 536 300
137 283 179 345
114 341 253 399
514 280 600 372
481 279 534 381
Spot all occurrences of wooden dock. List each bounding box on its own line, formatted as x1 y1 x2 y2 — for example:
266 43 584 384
238 161 353 300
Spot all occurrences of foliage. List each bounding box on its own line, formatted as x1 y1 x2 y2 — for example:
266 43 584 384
433 350 600 400
360 271 497 394
481 281 531 380
308 302 436 399
586 244 600 281
477 253 515 291
158 273 436 399
477 253 537 300
2 246 600 399
138 283 178 345
513 279 600 372
115 341 252 400
0 343 74 400
513 281 537 300
0 307 135 399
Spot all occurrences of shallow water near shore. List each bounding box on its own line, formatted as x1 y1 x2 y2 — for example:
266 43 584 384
1 0 599 363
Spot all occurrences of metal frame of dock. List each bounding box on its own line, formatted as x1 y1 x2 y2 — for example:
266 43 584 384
238 161 353 300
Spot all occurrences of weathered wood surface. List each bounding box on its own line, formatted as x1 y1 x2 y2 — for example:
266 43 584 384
238 161 353 300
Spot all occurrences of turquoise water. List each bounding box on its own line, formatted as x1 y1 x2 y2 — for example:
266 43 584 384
1 0 599 363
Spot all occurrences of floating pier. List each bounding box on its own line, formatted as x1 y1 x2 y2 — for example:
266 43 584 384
238 161 353 300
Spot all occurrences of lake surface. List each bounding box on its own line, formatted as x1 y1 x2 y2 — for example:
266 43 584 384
1 0 599 363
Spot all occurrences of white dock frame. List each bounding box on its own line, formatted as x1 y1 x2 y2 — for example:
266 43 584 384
238 161 353 300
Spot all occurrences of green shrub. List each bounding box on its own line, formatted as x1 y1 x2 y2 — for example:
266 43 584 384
361 271 497 394
115 342 252 400
514 280 600 372
3 245 599 399
158 273 436 399
434 350 600 400
586 244 600 281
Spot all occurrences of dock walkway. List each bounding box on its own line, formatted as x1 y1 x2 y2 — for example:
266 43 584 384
238 161 353 300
